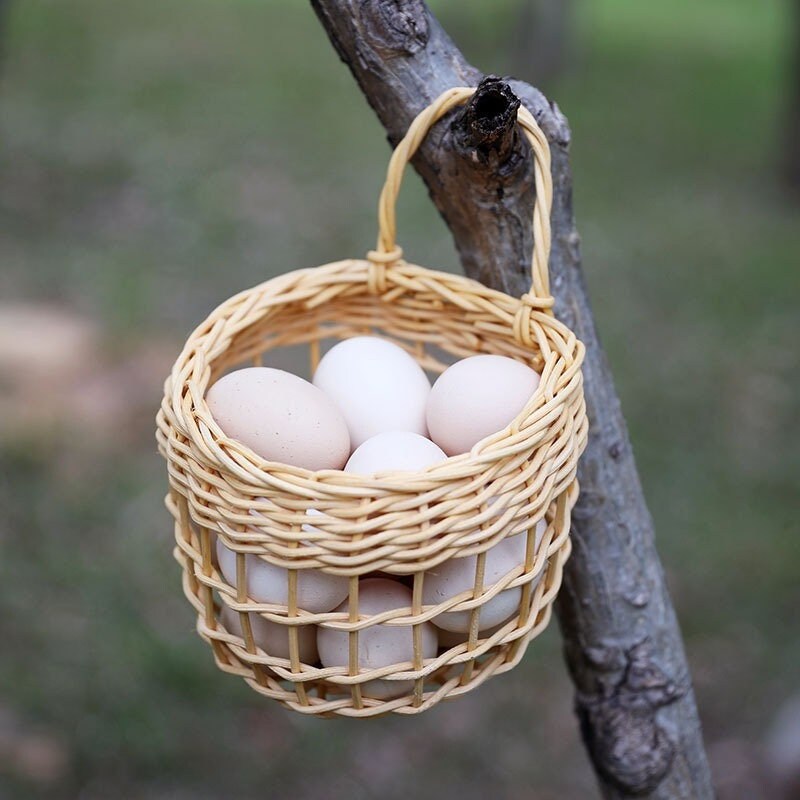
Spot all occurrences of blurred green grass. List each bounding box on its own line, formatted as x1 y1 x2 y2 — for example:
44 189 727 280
1 0 798 797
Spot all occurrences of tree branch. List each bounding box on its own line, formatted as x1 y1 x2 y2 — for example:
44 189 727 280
310 2 714 797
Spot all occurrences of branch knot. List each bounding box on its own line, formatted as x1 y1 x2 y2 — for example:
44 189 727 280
575 639 687 795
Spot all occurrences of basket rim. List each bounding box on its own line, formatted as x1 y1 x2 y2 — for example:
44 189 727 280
158 258 585 493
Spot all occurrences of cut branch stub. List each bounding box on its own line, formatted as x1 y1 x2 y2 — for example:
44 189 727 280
452 76 522 169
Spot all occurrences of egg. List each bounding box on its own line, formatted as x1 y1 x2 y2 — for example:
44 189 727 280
219 605 318 664
437 621 508 649
312 337 431 448
423 519 546 633
426 355 541 456
216 538 349 614
344 431 447 475
206 367 350 470
317 578 438 700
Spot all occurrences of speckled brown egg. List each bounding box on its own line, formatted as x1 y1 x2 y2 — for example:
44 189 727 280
206 367 350 470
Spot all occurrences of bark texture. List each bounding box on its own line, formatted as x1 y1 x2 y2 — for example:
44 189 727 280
310 2 715 797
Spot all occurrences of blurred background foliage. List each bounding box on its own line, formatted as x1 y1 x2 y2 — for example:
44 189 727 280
0 1 798 798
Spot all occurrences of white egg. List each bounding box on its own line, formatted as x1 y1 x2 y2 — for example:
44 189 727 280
317 578 438 700
219 605 318 664
423 519 546 633
344 431 447 475
426 355 541 456
206 367 350 470
313 337 431 448
216 538 349 614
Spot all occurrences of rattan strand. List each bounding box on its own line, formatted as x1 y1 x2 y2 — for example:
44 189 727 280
156 87 587 717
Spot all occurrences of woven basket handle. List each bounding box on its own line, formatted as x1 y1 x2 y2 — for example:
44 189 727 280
369 86 554 309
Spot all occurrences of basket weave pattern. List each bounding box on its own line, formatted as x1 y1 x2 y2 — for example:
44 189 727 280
156 88 587 717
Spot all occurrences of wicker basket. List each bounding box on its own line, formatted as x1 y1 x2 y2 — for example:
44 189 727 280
156 87 587 718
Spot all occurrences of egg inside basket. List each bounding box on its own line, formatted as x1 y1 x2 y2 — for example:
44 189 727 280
156 87 587 718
